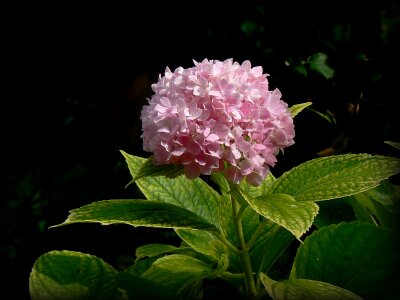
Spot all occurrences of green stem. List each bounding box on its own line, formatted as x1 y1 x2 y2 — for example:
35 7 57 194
231 196 258 298
212 231 241 254
246 218 268 250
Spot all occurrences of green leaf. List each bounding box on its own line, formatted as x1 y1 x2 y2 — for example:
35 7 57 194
384 140 400 150
241 192 319 240
355 181 400 229
214 192 260 271
308 52 335 79
260 273 362 300
142 254 227 293
365 179 400 207
126 154 184 182
241 20 257 35
352 195 400 229
294 64 307 77
175 229 227 261
51 199 217 231
215 193 259 243
124 257 159 277
29 250 119 300
240 172 276 198
250 223 294 274
271 154 400 202
121 152 219 227
307 107 337 124
215 193 233 238
288 102 312 118
291 221 400 299
135 244 194 261
313 198 355 229
211 172 230 194
117 271 177 300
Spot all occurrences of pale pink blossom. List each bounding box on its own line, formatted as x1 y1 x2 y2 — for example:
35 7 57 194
141 58 295 185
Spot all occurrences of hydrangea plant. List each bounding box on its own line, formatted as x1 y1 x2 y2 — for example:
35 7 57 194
29 59 400 300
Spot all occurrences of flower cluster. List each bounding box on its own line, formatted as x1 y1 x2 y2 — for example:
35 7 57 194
141 58 295 185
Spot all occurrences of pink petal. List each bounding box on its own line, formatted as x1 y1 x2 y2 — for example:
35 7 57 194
236 136 252 153
184 163 202 179
251 66 263 77
214 123 230 138
224 166 244 184
206 133 220 142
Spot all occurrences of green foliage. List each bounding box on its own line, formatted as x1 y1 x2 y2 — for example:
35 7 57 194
241 192 319 240
122 151 220 227
141 254 227 294
288 102 313 118
308 53 335 79
291 222 400 299
271 154 400 201
260 273 362 300
384 141 400 150
126 154 184 182
52 199 217 231
29 250 120 300
30 148 400 300
116 271 177 300
135 244 193 261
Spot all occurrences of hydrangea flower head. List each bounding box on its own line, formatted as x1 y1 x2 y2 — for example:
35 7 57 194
141 58 295 186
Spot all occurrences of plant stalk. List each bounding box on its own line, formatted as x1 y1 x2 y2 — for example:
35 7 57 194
231 196 258 298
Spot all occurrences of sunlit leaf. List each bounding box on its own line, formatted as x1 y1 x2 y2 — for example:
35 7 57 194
240 172 276 198
51 199 217 231
121 151 219 227
271 154 400 202
241 192 319 240
288 102 312 118
175 229 226 261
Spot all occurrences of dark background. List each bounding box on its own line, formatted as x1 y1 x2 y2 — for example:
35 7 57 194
2 1 399 299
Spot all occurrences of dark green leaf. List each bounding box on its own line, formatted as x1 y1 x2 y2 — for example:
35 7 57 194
142 254 227 293
29 250 119 300
313 198 355 229
122 152 183 182
135 244 194 261
384 141 400 150
291 221 400 299
250 223 294 274
117 271 177 300
349 191 400 230
308 53 335 79
260 273 362 300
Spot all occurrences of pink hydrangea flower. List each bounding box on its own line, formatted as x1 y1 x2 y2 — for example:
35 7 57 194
141 58 295 186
